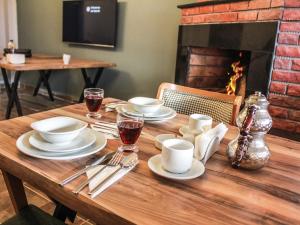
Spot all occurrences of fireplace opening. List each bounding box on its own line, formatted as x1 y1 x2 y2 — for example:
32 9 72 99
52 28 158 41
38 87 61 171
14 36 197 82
175 22 278 99
185 47 251 99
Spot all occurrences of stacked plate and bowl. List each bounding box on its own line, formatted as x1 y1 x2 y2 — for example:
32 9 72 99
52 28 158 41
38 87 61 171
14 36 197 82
16 117 107 160
116 97 176 122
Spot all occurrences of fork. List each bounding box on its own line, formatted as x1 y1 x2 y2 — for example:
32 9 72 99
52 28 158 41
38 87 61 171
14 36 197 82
89 153 138 198
73 151 123 194
59 152 115 186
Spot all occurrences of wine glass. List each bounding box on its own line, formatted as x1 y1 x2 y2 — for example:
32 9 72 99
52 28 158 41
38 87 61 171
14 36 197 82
84 88 104 119
117 112 144 153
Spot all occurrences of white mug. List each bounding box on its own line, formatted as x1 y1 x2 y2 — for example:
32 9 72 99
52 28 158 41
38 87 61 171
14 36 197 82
188 114 212 133
63 54 71 65
161 139 194 174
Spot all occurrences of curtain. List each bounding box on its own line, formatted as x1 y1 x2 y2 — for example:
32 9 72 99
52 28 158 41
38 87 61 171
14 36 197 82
0 0 18 83
0 0 18 49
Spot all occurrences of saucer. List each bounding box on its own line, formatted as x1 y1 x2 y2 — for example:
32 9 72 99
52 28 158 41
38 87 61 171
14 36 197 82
148 154 205 180
29 129 96 152
179 125 203 136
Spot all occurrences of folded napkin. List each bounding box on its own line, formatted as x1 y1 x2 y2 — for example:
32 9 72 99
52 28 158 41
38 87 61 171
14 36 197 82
86 163 137 198
194 123 228 164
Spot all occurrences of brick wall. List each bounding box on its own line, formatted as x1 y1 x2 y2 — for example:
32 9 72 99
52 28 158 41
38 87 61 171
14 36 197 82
180 0 300 134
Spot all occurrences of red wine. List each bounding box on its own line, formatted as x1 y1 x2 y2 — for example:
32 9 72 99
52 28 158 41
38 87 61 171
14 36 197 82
85 95 103 112
118 121 143 145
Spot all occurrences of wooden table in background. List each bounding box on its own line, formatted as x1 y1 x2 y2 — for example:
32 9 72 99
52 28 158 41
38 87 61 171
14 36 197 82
0 98 299 224
0 55 116 119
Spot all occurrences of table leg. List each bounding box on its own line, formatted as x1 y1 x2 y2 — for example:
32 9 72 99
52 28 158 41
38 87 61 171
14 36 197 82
33 73 43 96
79 68 104 103
5 71 23 119
2 170 29 213
1 68 12 98
33 70 54 101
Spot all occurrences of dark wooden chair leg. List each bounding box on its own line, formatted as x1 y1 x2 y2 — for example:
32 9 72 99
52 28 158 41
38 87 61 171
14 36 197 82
53 201 77 223
2 170 29 213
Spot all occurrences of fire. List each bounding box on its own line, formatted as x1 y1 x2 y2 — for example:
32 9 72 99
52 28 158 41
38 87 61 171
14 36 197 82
226 53 245 96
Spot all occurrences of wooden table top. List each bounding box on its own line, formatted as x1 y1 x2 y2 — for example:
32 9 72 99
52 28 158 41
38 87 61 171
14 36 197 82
0 54 116 71
0 98 299 225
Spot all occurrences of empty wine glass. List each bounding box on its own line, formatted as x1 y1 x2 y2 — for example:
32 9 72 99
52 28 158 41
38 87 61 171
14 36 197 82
117 112 144 153
84 88 104 119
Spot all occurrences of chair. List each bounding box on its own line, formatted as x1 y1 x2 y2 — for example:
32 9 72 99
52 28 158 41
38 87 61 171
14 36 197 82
157 83 242 125
2 205 66 225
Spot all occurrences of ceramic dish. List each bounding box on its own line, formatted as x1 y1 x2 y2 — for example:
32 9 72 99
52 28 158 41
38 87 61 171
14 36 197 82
116 106 176 122
121 104 172 118
154 134 177 150
31 116 88 143
29 129 96 152
16 129 106 160
148 154 205 180
128 97 164 114
179 125 204 136
6 53 25 64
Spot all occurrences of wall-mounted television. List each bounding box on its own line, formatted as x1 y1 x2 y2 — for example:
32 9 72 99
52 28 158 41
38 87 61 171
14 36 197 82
63 0 118 48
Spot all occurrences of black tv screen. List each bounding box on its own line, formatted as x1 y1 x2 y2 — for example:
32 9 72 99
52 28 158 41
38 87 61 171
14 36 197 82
63 0 117 48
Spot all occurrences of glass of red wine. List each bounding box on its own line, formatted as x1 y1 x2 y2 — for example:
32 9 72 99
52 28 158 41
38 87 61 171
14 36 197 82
84 88 104 119
117 112 144 153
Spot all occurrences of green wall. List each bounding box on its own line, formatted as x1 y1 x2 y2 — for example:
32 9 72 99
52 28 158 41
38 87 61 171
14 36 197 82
17 0 190 100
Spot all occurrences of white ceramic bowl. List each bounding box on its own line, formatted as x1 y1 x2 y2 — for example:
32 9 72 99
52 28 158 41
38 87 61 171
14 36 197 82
6 54 25 64
31 116 88 143
128 97 164 114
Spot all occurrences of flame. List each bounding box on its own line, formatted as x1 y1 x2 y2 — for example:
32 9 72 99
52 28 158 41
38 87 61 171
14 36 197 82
226 54 245 96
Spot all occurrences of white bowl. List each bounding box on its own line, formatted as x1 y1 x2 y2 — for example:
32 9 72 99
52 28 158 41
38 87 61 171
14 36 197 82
6 54 25 64
31 116 88 143
128 97 164 114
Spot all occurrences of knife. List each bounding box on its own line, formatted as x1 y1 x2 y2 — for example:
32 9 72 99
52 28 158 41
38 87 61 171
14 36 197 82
59 152 115 186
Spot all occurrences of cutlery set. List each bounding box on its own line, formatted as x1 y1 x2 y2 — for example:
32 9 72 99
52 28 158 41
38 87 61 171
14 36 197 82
60 151 138 197
91 121 119 138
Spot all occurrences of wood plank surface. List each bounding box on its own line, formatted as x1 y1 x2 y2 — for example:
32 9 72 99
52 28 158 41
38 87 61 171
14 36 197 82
0 98 299 224
0 55 116 71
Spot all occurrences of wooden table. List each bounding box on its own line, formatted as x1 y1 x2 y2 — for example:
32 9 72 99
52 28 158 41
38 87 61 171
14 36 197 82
0 98 299 224
0 55 116 119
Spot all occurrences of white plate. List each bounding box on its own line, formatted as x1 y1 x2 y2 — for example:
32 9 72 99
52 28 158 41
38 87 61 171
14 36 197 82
29 129 96 152
16 129 107 160
148 154 205 180
179 125 203 136
117 106 177 122
121 104 172 118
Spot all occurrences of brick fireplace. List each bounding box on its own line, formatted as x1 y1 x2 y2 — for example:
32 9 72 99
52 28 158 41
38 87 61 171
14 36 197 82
177 0 300 137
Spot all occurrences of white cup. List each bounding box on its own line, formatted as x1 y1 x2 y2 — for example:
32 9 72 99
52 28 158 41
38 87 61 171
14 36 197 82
161 138 194 174
188 114 212 133
63 54 71 65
